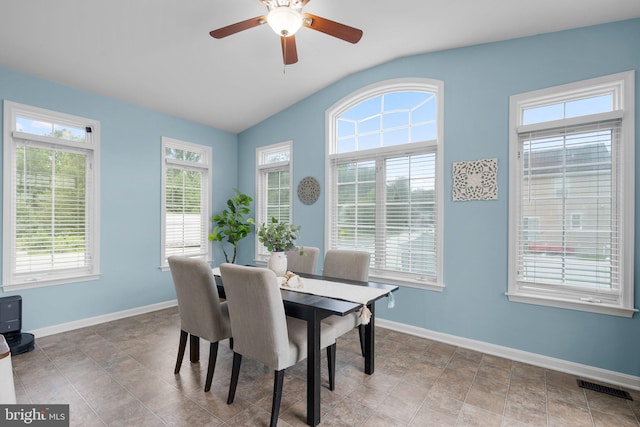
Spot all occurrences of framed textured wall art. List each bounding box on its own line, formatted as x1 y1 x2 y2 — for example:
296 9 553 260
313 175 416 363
297 176 321 205
452 158 498 201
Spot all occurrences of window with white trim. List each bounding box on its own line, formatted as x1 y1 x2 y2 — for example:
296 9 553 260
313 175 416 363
255 141 292 261
326 79 444 289
161 137 211 268
508 71 635 317
3 101 100 290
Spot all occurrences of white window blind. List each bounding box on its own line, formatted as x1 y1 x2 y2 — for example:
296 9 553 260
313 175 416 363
264 169 291 222
14 141 93 277
330 149 437 282
331 158 376 253
383 152 437 277
516 119 621 302
161 138 211 267
3 101 100 290
165 168 206 257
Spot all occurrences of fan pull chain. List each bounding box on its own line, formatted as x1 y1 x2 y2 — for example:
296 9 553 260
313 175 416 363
283 38 287 74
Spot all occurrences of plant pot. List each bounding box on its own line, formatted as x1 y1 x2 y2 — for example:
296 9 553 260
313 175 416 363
267 252 287 277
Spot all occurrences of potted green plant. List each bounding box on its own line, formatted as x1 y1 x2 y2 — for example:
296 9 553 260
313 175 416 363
257 217 300 276
208 189 255 264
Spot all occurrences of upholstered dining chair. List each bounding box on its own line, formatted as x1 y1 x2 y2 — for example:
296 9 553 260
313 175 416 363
284 246 319 274
219 263 337 427
168 256 232 392
322 249 371 357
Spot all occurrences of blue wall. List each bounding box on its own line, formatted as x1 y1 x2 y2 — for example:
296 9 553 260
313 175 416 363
237 19 640 376
1 18 638 378
0 67 239 329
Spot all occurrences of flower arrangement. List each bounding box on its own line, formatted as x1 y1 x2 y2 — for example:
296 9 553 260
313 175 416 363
257 217 300 252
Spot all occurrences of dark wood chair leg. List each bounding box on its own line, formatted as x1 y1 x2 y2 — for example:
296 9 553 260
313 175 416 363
227 352 242 404
204 342 219 392
174 330 188 374
327 344 336 391
270 369 286 427
190 334 200 363
229 337 234 350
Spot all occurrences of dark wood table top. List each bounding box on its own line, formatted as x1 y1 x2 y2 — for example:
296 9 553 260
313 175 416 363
214 271 398 317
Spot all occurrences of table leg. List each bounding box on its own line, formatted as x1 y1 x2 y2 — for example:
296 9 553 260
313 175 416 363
364 302 375 375
306 312 321 426
190 335 200 363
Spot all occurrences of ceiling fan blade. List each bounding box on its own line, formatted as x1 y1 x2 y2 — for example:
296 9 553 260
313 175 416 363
303 13 363 44
209 16 265 39
281 35 298 65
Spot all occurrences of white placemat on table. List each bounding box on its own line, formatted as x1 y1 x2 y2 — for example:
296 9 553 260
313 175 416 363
212 267 389 324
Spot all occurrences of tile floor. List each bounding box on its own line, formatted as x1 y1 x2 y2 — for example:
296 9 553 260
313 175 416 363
10 306 640 426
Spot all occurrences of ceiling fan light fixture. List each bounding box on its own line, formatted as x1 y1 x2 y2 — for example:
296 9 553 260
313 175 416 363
267 7 303 37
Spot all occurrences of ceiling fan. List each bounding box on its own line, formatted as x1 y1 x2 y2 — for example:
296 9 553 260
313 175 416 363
209 0 363 65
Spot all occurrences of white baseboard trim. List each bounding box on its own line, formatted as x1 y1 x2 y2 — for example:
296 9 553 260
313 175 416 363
30 300 178 338
376 318 640 391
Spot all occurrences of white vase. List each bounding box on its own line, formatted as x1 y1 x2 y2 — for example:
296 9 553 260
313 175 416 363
268 252 287 277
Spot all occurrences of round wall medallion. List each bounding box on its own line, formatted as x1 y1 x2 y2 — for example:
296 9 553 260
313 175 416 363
297 176 321 205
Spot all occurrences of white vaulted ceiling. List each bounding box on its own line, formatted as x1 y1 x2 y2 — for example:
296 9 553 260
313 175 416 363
1 0 639 133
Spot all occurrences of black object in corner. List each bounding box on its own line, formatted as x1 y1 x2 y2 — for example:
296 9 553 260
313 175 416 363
0 295 35 355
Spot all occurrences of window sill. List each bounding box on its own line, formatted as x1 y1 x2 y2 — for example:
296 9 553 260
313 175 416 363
3 273 100 292
506 292 638 318
369 273 444 292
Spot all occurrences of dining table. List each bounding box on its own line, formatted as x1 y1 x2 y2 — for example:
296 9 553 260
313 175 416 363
207 268 398 426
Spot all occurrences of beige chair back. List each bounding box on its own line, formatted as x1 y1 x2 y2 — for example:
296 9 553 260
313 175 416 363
168 256 231 343
219 264 292 370
323 250 370 282
284 246 319 274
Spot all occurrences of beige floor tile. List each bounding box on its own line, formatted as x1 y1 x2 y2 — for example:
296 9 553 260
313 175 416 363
480 354 513 370
422 390 464 419
410 405 458 426
431 367 475 401
476 363 512 384
458 403 504 427
154 397 224 427
280 399 329 427
547 399 592 427
504 394 547 426
362 412 408 426
591 409 639 427
585 388 636 418
329 396 376 425
378 381 429 423
465 381 507 415
8 306 640 427
227 405 292 427
546 383 588 410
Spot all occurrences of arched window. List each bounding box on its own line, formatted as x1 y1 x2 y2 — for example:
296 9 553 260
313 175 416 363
326 79 444 289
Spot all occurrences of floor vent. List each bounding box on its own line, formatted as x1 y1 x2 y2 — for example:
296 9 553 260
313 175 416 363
577 380 633 400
